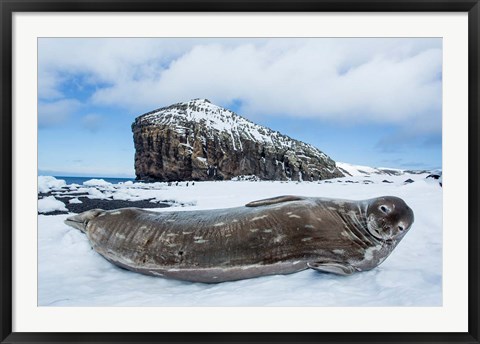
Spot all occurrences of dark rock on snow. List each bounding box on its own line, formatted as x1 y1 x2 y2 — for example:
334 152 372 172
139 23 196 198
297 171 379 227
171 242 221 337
38 192 171 215
132 99 344 182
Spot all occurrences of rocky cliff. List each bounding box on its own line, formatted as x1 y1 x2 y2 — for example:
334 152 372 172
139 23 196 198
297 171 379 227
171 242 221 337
132 99 344 182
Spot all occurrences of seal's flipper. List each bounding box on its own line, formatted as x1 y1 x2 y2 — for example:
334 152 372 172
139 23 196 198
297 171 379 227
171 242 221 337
307 262 356 276
245 195 305 207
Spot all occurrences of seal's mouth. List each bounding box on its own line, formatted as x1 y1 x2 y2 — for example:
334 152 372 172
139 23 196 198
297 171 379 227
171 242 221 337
367 214 393 243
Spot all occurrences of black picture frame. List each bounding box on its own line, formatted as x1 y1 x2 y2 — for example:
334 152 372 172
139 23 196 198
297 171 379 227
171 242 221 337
1 1 479 343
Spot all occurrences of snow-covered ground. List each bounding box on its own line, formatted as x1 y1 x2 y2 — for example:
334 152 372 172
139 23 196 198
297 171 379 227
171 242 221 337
38 173 442 307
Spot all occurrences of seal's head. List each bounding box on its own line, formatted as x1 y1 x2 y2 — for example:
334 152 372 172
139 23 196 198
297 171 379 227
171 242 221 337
366 196 414 243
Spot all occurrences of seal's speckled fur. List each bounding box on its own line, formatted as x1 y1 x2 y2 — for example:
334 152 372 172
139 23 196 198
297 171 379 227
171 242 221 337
65 195 414 283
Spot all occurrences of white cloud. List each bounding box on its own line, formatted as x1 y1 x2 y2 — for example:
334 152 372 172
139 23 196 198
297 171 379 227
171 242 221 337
81 113 103 132
38 38 245 97
38 98 82 127
38 38 442 131
38 69 65 99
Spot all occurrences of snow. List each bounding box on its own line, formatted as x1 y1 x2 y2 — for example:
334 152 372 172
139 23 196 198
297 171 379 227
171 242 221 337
336 162 379 176
69 198 82 204
83 179 112 187
38 172 442 306
87 187 108 199
336 162 412 177
38 196 68 213
111 191 143 201
38 176 66 193
196 157 207 165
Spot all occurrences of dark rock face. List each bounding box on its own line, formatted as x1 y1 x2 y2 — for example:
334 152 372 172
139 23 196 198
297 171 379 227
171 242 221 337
132 99 344 182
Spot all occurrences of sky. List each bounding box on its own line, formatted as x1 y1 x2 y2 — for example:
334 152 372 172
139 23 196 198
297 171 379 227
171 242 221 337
38 38 442 178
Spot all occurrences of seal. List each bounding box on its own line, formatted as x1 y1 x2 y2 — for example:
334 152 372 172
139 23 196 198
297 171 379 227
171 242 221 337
64 195 414 283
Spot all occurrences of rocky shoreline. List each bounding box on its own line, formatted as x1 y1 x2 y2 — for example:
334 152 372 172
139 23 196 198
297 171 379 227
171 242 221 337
38 190 171 215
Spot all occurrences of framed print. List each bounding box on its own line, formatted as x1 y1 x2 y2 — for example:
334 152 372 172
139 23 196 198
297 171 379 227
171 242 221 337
1 1 479 343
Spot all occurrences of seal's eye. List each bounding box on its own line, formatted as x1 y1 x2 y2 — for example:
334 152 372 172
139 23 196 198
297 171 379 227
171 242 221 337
379 205 390 214
398 225 405 231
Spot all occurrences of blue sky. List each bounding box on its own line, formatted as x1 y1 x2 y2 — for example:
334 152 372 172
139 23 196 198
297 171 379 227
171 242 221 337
38 38 442 178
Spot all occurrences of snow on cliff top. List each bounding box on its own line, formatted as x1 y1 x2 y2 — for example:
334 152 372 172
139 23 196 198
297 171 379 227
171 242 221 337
336 162 407 177
134 99 327 157
336 162 385 176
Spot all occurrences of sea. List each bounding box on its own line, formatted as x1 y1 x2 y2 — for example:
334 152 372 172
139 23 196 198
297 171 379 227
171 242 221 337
53 176 136 185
